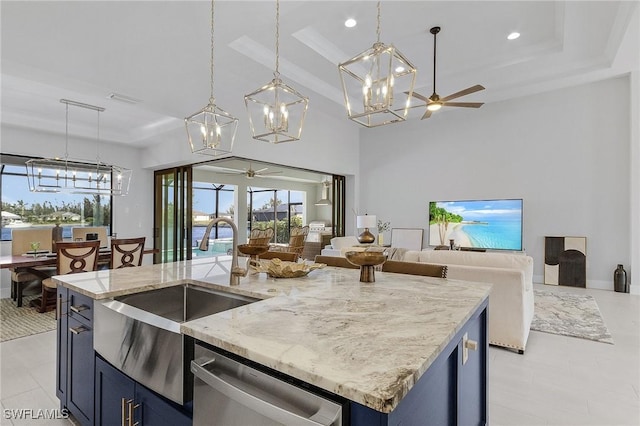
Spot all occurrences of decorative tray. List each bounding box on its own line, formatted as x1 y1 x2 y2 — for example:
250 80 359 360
250 258 325 278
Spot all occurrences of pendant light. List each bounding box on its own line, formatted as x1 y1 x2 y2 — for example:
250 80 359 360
244 0 309 144
25 99 132 196
338 1 417 128
185 0 238 156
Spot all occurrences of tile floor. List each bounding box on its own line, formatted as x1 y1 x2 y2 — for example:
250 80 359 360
0 284 638 425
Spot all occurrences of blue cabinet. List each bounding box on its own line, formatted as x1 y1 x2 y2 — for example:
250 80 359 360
56 287 94 426
350 299 488 426
95 356 191 426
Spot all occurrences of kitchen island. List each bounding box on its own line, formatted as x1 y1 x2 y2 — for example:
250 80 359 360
53 256 491 425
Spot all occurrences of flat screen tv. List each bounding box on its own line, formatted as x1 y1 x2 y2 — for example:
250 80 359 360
428 199 523 251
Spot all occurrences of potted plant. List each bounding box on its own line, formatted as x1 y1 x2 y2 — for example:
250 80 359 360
377 220 391 246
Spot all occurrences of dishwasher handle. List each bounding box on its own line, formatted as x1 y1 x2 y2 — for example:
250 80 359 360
191 360 340 426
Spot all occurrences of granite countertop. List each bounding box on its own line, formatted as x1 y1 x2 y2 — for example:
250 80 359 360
54 256 491 413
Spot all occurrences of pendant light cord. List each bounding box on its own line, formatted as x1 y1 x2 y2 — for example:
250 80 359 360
209 0 215 104
64 102 70 160
432 29 437 96
95 109 101 164
376 1 381 43
274 0 280 78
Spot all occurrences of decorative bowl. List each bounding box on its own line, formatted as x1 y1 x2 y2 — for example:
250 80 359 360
237 244 269 259
250 258 325 278
345 251 388 283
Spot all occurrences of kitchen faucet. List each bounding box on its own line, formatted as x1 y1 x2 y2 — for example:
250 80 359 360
199 217 248 286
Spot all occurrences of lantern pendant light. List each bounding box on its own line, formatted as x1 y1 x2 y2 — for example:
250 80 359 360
338 1 417 127
244 0 309 144
185 0 238 156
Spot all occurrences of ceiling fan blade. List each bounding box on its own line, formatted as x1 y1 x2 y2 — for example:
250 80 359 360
421 109 433 120
254 167 269 173
216 171 244 175
440 85 485 102
442 101 484 108
405 91 431 103
258 171 283 176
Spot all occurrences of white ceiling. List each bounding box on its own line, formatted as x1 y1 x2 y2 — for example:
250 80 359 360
1 1 638 148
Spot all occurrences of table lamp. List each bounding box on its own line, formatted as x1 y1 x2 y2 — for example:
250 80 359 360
356 214 377 244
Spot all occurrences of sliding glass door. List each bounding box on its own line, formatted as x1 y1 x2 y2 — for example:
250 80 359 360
154 166 192 263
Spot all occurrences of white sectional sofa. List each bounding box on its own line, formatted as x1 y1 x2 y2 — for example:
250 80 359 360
319 236 363 257
403 250 534 353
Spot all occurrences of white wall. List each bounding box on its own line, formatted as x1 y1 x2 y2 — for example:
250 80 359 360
358 76 632 290
140 105 361 177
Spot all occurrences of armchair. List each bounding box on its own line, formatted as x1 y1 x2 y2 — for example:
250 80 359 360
270 226 309 256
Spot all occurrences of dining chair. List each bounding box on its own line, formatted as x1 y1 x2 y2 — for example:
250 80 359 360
10 228 55 307
258 251 298 262
38 241 100 313
314 255 359 269
71 226 109 247
110 237 146 268
382 260 448 278
248 228 274 246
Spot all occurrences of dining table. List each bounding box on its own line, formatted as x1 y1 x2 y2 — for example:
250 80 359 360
0 248 158 270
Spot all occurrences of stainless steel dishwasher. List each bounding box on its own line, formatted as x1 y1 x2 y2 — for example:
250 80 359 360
191 342 344 425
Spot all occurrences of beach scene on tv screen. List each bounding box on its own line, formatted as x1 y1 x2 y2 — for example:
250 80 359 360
429 199 523 250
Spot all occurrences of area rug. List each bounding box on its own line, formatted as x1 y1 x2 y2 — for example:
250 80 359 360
531 289 614 344
1 296 56 342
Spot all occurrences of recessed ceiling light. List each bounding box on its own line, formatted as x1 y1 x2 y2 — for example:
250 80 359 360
507 32 520 40
344 18 357 28
395 66 405 73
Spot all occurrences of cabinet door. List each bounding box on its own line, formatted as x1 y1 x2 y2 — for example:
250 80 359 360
135 385 192 426
95 356 135 426
458 304 488 426
56 287 68 405
67 316 95 425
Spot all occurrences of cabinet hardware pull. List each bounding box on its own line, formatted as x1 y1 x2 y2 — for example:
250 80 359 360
121 398 127 426
70 304 89 313
69 325 88 334
465 339 478 351
127 400 140 426
462 332 478 365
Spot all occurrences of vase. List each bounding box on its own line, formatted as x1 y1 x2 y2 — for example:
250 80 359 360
378 234 384 246
614 264 628 293
51 223 63 251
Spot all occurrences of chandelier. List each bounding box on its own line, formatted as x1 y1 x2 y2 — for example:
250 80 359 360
185 0 238 156
25 99 132 196
338 1 417 127
244 0 309 144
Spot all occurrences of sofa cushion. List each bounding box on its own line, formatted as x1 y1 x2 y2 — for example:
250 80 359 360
330 236 360 250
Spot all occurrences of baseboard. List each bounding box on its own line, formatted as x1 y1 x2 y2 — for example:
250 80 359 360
533 275 626 293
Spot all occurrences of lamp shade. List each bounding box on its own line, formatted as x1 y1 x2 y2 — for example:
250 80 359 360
356 215 377 229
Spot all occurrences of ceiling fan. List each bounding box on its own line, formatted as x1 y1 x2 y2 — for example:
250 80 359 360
217 162 283 179
409 26 485 119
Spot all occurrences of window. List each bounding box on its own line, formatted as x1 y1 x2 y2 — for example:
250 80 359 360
191 181 236 258
1 154 112 241
248 188 304 243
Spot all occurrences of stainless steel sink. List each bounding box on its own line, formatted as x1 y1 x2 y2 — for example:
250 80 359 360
94 284 259 405
115 284 258 323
